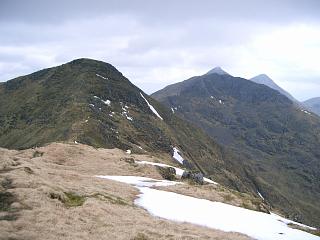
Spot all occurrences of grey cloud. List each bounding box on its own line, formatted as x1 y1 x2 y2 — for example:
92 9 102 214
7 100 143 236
0 0 319 100
1 0 320 24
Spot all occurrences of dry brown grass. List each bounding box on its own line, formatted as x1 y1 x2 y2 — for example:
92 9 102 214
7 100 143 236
0 142 252 240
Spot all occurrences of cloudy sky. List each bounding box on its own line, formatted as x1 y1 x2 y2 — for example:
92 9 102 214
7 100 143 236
1 0 319 101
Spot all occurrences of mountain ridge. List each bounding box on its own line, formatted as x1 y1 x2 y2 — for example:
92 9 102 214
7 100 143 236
152 71 320 228
304 97 320 116
0 58 256 195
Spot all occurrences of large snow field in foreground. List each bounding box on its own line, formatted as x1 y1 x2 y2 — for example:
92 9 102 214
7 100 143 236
97 175 319 240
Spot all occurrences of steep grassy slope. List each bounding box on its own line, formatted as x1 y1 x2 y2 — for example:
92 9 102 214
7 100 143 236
152 73 320 227
0 59 248 191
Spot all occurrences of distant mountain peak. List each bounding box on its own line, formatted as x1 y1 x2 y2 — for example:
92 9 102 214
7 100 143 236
255 73 269 78
250 74 298 103
303 97 320 116
206 67 230 76
251 74 273 83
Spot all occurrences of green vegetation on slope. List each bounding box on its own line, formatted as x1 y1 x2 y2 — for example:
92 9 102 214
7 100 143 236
0 58 248 195
152 73 320 227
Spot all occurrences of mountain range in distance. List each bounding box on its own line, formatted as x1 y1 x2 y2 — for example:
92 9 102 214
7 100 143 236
204 66 319 114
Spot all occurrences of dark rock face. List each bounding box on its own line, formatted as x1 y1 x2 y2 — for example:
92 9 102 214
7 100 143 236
152 72 320 228
181 170 204 185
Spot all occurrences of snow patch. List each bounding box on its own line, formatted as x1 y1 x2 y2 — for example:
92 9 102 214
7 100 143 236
140 92 163 120
96 175 180 187
102 99 111 106
136 160 185 176
93 95 111 106
135 188 318 240
257 191 265 200
136 160 218 184
121 106 133 121
172 147 184 164
203 177 218 184
96 73 107 80
97 175 318 240
301 109 311 115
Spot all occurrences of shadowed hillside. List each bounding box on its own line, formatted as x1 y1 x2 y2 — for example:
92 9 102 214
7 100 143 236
152 72 320 227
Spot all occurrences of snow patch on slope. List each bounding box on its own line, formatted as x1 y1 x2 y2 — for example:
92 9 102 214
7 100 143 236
97 175 179 187
121 105 133 121
96 73 107 80
301 109 311 115
93 95 111 106
172 147 184 164
136 188 318 240
136 160 184 177
257 191 265 200
140 92 163 120
136 160 217 184
102 99 111 106
97 175 318 240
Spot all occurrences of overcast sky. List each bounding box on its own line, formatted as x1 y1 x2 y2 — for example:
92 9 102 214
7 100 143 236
1 0 319 101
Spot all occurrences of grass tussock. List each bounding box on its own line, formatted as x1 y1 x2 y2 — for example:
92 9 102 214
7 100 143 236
63 192 86 207
32 151 44 158
91 193 128 206
132 233 149 240
0 192 16 211
222 193 235 202
49 192 85 207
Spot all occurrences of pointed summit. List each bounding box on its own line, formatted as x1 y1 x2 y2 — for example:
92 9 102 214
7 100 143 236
250 74 297 102
250 74 274 86
206 67 230 76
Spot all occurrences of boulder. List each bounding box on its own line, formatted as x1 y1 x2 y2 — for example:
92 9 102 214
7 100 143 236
181 170 204 185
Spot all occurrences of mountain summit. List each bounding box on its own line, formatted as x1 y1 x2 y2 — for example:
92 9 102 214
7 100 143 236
0 58 248 191
152 72 320 227
206 66 230 76
250 74 297 102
